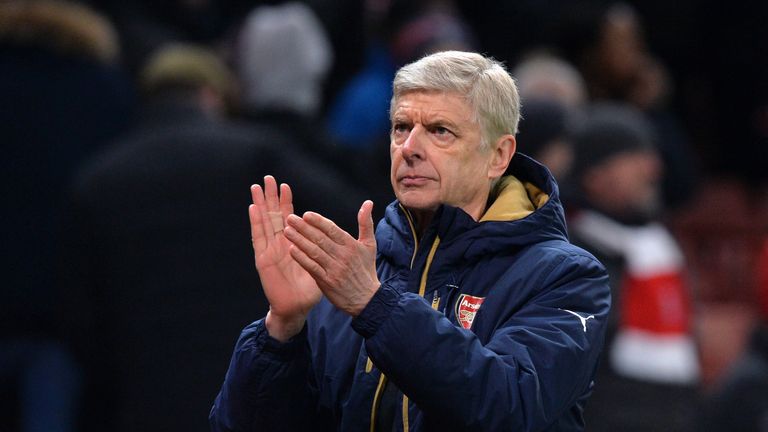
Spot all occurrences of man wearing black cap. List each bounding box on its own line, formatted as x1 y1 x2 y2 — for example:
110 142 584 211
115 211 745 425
515 98 574 181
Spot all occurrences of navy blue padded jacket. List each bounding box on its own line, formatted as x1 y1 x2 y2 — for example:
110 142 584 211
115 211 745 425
210 154 610 431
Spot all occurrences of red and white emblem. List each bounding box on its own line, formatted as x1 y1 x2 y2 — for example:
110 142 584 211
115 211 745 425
455 294 485 329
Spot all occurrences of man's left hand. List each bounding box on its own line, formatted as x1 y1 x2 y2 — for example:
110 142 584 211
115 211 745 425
284 200 379 316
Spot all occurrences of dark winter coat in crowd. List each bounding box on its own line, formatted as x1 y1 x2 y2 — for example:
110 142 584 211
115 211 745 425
0 1 134 340
62 98 364 432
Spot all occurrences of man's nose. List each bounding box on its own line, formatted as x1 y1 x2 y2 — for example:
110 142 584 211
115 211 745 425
402 125 425 161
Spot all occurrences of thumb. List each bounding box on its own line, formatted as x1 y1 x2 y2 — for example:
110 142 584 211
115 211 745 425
357 200 376 247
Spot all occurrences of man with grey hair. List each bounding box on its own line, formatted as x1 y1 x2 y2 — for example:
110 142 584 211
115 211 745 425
236 2 332 117
210 51 610 431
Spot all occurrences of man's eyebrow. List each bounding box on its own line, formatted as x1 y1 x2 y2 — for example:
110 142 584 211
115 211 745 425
425 117 461 130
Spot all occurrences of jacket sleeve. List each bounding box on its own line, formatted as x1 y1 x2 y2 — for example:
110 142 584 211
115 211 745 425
209 319 325 432
352 252 610 431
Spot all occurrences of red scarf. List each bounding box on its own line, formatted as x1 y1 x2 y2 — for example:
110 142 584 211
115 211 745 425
571 210 699 384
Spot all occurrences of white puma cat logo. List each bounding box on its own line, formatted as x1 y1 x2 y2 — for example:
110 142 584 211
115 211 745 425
560 309 595 332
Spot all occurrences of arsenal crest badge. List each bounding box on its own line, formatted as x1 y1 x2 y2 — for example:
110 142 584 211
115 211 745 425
455 294 485 329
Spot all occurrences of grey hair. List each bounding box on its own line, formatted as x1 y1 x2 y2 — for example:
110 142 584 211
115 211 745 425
390 51 520 149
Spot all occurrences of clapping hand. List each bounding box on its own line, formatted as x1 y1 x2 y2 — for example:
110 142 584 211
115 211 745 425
250 176 380 341
250 176 321 341
283 200 380 317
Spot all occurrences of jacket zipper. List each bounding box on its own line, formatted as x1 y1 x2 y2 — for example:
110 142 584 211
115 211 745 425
370 206 431 432
402 207 442 430
403 258 441 432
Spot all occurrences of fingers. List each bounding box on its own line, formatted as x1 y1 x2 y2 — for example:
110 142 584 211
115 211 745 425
264 176 284 235
284 214 333 264
285 209 380 317
263 175 280 212
283 211 352 268
302 212 350 245
248 203 267 252
286 212 350 251
250 177 291 251
279 183 294 222
288 243 327 281
357 200 375 247
250 184 274 247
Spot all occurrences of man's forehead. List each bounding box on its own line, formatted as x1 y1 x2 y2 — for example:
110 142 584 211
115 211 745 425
392 90 475 121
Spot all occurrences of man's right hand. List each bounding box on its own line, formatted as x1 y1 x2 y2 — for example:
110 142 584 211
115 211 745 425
250 176 322 342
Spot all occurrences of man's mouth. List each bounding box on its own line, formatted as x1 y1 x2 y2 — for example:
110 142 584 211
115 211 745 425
398 175 432 187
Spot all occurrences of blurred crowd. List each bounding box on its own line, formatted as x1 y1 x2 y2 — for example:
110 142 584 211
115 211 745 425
1 0 767 431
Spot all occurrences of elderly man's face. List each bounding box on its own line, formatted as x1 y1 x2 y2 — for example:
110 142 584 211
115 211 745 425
389 91 499 220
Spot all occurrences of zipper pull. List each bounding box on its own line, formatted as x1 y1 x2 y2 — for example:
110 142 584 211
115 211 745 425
431 290 440 310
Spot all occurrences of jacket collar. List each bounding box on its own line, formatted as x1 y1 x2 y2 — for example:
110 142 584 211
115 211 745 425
377 153 568 264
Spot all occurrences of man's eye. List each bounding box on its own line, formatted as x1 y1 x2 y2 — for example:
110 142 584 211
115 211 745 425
392 123 410 134
431 126 453 137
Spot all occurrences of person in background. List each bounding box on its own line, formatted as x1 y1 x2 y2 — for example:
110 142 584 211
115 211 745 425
231 2 386 222
557 1 698 209
697 239 768 432
513 52 587 112
0 1 133 430
565 103 700 432
62 43 363 432
515 98 575 181
233 2 347 186
512 53 588 181
210 50 610 432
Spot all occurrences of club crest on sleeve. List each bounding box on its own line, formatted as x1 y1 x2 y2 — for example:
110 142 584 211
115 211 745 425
455 294 485 329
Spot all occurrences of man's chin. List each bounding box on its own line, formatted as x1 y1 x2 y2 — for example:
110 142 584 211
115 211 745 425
396 194 439 213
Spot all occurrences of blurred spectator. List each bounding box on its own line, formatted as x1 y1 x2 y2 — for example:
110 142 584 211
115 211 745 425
231 1 399 221
556 2 665 110
233 2 343 176
231 2 390 220
697 239 768 432
513 52 587 111
513 53 586 180
557 1 699 210
325 38 394 150
0 1 133 430
236 2 332 118
515 98 574 181
142 43 237 116
564 103 700 432
62 43 364 432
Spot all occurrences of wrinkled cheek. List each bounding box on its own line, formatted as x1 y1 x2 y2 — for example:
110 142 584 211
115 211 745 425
437 181 460 206
389 155 401 187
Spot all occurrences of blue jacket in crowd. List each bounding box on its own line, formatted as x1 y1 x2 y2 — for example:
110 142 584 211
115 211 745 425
210 154 611 431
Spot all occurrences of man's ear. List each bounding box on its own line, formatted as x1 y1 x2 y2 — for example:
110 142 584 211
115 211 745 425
488 134 516 179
